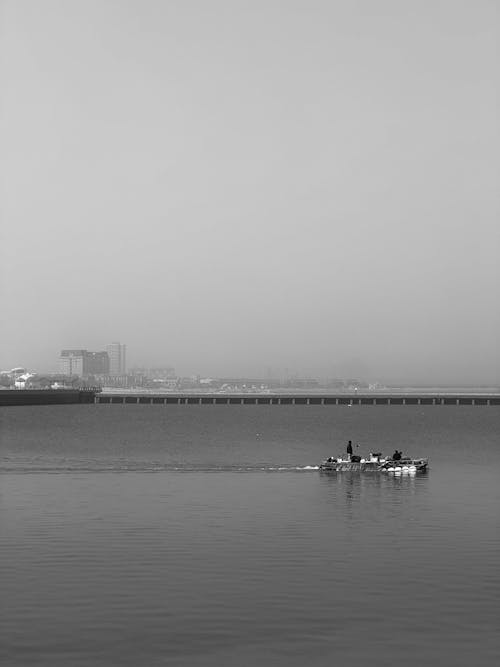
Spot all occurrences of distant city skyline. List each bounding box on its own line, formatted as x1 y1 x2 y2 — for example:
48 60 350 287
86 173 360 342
2 344 500 388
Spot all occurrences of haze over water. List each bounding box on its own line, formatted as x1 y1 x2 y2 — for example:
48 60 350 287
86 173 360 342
1 0 499 384
1 405 499 666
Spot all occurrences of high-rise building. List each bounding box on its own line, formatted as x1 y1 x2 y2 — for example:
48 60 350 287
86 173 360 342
106 342 126 376
85 351 110 375
59 350 110 377
59 350 86 376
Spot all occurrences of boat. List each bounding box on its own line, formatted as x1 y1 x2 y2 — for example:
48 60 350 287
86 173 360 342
319 452 428 473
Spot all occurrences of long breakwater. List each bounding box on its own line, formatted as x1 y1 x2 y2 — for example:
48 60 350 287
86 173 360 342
2 389 500 407
98 392 499 406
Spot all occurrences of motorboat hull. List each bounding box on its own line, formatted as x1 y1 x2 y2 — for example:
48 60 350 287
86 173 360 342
319 458 428 473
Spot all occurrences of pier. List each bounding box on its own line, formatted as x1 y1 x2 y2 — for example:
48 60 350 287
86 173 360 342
95 392 500 406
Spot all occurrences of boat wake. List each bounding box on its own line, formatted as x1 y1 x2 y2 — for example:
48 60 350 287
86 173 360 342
0 460 321 474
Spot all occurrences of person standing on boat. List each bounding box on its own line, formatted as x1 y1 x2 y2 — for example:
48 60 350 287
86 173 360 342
346 441 353 460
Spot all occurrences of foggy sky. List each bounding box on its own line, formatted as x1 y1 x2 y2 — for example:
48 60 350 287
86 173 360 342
1 0 499 383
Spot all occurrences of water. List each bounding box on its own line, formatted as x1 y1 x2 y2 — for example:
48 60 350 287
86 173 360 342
1 405 499 666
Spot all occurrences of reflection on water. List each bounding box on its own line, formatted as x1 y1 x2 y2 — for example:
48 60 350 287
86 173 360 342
319 468 429 500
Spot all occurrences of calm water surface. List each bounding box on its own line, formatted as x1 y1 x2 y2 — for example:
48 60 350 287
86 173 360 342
1 405 499 666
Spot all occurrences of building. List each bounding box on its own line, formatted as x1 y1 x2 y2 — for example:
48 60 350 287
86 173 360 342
59 350 110 377
60 350 86 376
96 374 131 388
130 367 176 381
106 342 126 376
85 351 110 375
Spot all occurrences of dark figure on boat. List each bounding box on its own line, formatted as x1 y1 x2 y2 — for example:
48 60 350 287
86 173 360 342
392 450 402 461
347 441 353 458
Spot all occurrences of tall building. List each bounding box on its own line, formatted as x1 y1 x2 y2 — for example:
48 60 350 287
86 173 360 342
59 350 86 376
106 342 126 376
85 351 110 375
59 350 110 377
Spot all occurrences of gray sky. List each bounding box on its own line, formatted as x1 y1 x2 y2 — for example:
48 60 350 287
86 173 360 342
1 0 499 383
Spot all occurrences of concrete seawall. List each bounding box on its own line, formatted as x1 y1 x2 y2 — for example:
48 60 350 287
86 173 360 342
0 390 97 406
